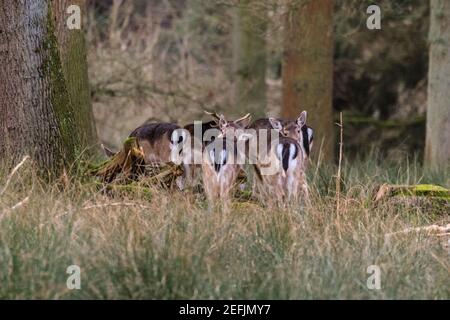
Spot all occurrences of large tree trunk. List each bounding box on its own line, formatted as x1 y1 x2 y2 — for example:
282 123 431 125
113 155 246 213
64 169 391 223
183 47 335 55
0 0 97 173
425 0 450 169
282 0 335 162
232 0 267 119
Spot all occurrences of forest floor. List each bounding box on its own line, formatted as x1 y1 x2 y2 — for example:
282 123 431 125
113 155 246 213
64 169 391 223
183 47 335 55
0 155 449 299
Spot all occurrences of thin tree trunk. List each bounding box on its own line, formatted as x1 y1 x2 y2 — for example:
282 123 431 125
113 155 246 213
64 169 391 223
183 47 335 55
232 0 267 119
0 0 97 173
425 0 450 169
282 0 335 161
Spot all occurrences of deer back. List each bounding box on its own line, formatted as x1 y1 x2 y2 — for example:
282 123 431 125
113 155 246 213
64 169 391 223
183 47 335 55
129 123 182 164
252 134 307 204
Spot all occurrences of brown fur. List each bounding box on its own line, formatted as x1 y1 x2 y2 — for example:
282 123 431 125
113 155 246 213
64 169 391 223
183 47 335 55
182 121 218 186
250 134 308 207
201 113 250 212
129 123 180 164
251 113 312 161
202 149 241 212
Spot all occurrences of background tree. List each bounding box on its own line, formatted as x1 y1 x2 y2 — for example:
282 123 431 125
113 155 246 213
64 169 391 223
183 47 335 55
282 0 335 161
85 0 431 160
232 0 267 118
425 0 450 169
0 0 97 173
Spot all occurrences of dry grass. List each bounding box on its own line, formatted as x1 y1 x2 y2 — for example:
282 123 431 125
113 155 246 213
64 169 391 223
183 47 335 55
0 156 448 299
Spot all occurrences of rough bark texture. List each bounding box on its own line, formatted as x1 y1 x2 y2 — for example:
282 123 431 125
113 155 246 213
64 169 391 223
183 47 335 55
52 0 98 150
281 0 335 161
425 0 450 169
0 0 97 173
232 0 267 119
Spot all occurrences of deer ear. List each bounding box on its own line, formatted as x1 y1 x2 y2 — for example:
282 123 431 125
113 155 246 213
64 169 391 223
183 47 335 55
269 117 283 131
297 111 307 127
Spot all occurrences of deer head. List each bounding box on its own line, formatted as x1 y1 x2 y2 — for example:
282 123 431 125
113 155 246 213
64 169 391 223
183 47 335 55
268 111 313 159
205 111 252 138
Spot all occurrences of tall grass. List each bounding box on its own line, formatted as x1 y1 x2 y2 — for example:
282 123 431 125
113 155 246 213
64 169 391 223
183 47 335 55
0 156 448 299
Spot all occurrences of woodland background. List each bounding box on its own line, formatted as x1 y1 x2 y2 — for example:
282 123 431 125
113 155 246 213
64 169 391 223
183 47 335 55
88 0 430 161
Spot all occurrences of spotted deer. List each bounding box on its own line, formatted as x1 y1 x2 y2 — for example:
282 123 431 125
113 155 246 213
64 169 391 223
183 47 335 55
201 113 252 212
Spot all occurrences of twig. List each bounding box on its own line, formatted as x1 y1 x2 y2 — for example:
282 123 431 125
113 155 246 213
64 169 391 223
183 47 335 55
312 138 325 187
0 156 30 196
0 196 30 218
10 196 30 210
38 202 152 228
385 224 450 240
336 112 344 213
81 202 151 210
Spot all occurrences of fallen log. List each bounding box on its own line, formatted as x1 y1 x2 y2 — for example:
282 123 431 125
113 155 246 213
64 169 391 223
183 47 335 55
372 184 450 215
90 137 184 189
373 184 450 202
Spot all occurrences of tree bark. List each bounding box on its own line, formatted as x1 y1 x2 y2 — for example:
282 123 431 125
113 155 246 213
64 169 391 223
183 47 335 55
282 0 335 161
0 0 97 173
52 0 98 150
425 0 450 169
232 0 267 119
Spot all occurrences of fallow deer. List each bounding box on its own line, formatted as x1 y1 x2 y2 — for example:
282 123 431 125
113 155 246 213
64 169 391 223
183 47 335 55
101 123 186 163
181 111 252 184
128 122 190 189
129 122 187 164
250 135 308 206
248 113 311 206
182 120 218 187
201 113 252 212
204 111 252 137
252 111 314 161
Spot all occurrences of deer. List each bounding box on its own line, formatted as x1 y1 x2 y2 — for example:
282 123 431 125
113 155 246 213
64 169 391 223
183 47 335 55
247 112 311 206
101 122 189 189
181 119 219 188
102 122 186 162
201 113 252 212
128 123 187 164
251 111 314 162
248 133 309 206
180 112 252 189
